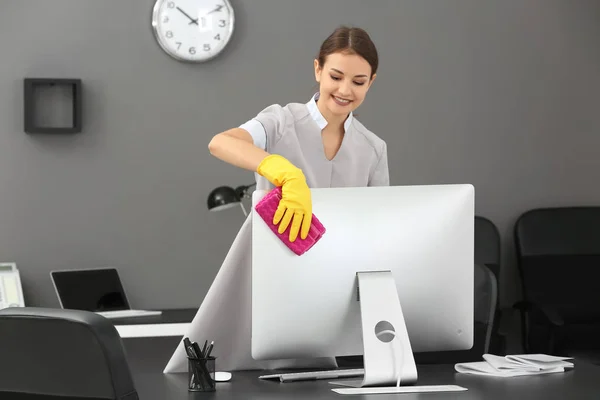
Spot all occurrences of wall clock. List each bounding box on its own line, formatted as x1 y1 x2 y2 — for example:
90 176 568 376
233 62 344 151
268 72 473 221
152 0 235 62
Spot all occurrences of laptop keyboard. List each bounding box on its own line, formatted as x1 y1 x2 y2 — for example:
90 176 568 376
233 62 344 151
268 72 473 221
95 309 162 319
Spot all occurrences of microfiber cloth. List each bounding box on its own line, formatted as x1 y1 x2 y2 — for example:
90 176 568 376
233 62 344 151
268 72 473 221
254 187 326 255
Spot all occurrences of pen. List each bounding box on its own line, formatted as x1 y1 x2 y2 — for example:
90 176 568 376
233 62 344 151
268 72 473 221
188 345 199 359
201 340 208 357
183 338 197 359
192 342 203 359
205 341 214 358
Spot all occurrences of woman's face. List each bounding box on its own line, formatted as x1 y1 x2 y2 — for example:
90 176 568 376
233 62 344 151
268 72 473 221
314 51 376 118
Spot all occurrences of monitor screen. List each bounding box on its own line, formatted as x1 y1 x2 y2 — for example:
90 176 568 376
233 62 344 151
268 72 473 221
51 268 130 311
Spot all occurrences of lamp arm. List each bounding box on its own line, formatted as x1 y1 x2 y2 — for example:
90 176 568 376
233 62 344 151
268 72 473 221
235 182 257 200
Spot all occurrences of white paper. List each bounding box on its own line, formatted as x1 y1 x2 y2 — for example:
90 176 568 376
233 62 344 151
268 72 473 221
505 354 574 370
455 354 574 377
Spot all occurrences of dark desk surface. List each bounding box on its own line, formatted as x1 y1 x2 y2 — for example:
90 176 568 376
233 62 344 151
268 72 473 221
122 336 600 400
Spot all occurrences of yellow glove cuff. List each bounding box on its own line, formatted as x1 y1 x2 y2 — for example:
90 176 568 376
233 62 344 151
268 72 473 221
257 154 304 187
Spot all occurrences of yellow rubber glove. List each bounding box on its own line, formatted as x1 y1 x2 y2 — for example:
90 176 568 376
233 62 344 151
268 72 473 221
257 154 312 242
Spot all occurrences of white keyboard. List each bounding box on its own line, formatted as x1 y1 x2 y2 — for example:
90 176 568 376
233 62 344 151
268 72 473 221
331 385 468 395
259 368 364 382
95 309 163 319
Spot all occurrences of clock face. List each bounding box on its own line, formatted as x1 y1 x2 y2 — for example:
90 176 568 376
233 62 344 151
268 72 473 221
152 0 235 62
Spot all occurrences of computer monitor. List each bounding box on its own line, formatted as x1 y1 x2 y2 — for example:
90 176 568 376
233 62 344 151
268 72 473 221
251 184 474 388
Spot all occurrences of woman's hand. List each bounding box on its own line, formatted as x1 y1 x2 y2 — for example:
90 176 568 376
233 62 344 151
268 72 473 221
257 154 312 242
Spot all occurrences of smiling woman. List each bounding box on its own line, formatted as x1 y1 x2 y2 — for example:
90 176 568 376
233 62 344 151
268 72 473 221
208 25 389 242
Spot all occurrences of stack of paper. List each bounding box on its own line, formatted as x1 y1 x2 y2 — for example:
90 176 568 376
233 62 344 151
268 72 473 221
455 354 574 377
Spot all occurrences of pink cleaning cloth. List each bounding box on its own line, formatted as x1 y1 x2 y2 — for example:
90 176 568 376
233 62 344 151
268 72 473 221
254 187 326 256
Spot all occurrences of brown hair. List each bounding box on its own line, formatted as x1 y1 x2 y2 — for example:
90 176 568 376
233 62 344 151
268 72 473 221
317 26 379 79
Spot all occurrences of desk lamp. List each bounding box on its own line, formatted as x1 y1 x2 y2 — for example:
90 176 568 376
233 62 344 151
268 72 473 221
207 183 256 216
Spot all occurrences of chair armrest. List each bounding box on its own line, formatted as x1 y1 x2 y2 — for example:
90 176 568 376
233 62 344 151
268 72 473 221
496 307 514 336
513 300 564 327
513 300 565 354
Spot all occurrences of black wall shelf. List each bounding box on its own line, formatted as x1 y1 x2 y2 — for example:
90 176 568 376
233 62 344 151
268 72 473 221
24 78 82 134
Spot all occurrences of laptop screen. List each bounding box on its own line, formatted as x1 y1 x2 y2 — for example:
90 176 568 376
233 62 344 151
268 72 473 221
51 268 130 312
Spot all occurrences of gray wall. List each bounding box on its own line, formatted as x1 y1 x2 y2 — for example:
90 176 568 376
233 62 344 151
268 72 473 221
1 0 599 309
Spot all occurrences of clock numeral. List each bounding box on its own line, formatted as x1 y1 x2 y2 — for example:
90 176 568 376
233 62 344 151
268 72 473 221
189 47 196 55
163 16 169 23
203 44 211 51
166 31 173 38
219 19 226 27
214 34 221 40
167 1 175 8
176 42 182 50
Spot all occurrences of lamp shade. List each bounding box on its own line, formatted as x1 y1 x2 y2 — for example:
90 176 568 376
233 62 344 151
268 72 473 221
207 186 240 212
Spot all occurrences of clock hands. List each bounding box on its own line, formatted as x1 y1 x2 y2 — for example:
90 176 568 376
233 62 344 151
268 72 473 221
207 4 224 14
176 6 198 25
173 4 224 29
198 4 224 28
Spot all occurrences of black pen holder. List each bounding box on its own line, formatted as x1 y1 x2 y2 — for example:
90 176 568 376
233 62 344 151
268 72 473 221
188 356 216 392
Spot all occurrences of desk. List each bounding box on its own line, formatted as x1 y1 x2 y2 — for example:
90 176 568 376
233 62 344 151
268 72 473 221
112 308 196 338
122 336 600 399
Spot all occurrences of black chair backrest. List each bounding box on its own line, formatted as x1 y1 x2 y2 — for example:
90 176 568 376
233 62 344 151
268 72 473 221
474 216 501 280
0 307 138 400
474 263 498 353
514 207 600 323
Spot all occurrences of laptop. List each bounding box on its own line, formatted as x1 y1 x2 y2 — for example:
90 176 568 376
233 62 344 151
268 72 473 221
51 268 162 319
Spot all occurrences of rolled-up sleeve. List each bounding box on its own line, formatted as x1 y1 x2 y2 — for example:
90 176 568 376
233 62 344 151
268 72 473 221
239 119 267 150
248 104 286 153
238 105 287 152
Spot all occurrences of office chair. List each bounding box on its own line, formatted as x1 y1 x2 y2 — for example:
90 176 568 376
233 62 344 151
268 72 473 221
474 216 506 355
0 307 139 400
514 207 600 364
474 216 501 278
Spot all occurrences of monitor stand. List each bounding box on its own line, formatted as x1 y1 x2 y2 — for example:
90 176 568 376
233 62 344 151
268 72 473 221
332 270 418 389
330 271 467 395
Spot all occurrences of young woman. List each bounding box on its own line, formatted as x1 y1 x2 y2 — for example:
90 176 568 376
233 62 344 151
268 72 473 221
209 25 389 242
166 26 389 374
